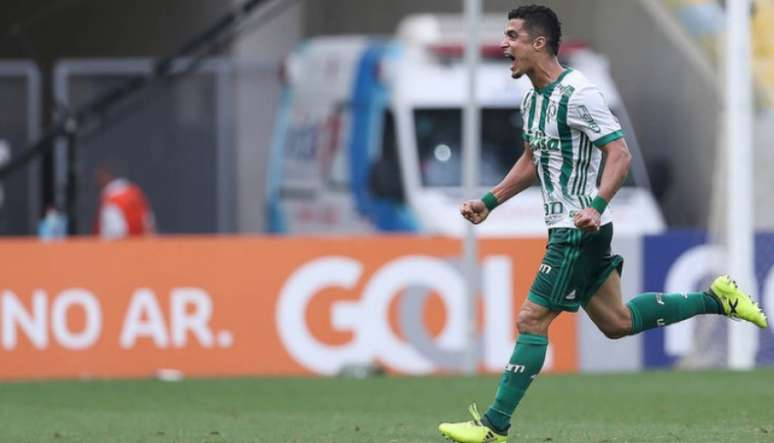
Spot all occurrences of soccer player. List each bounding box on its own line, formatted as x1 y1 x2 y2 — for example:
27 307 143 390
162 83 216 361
438 5 768 443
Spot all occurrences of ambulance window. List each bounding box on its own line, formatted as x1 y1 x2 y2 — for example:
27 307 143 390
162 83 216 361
381 110 399 165
482 108 524 180
369 110 404 201
414 108 523 187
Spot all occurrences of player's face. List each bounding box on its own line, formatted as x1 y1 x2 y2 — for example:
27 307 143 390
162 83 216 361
500 19 534 79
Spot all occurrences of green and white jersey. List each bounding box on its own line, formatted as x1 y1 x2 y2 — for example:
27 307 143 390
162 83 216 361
521 67 624 229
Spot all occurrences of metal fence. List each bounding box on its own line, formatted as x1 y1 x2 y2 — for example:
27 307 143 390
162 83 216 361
53 58 279 235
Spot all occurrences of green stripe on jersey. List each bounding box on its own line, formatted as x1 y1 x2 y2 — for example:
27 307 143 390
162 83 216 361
557 86 575 196
538 92 554 193
571 134 587 195
578 134 592 195
593 130 624 147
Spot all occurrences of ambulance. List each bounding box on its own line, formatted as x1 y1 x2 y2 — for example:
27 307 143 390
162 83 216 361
266 14 665 236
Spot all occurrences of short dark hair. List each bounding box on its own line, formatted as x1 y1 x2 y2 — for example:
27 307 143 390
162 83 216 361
508 5 562 56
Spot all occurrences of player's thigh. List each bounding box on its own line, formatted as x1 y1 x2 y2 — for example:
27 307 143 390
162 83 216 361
528 228 585 312
583 270 631 334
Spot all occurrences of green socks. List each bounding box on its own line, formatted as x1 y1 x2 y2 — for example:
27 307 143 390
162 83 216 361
481 293 721 433
484 333 548 433
481 292 721 433
627 291 723 334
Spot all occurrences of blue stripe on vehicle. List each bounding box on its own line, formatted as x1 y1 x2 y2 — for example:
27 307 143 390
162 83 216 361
266 89 293 233
350 41 417 232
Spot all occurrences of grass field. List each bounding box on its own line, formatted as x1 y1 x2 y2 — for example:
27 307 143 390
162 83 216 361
1 369 773 443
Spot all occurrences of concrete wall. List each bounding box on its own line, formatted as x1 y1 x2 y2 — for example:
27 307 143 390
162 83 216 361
0 0 304 234
0 0 233 222
579 0 719 228
304 0 583 40
0 0 229 59
232 1 303 232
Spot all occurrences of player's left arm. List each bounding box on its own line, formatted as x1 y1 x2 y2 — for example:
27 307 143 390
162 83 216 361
568 85 630 231
574 138 631 231
596 138 631 204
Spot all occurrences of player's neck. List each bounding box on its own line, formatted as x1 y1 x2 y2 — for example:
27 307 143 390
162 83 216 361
528 57 565 90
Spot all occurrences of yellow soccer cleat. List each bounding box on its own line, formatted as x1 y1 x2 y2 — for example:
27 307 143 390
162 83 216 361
710 275 768 328
438 403 507 443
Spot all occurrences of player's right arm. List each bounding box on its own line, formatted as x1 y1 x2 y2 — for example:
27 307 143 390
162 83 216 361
460 145 537 224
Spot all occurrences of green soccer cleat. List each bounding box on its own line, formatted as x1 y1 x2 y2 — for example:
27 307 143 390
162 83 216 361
710 275 768 328
438 403 507 443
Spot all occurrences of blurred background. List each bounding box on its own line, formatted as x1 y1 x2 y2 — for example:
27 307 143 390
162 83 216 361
0 0 770 236
1 1 774 442
0 0 772 381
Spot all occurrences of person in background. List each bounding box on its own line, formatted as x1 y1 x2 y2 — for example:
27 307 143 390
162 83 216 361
94 164 155 239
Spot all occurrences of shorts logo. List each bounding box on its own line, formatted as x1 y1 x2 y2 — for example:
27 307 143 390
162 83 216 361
505 363 526 374
538 263 553 274
565 289 577 300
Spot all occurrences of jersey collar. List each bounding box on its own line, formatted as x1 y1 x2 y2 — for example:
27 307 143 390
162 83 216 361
535 66 573 95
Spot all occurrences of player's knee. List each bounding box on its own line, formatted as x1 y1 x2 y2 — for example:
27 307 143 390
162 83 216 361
516 310 547 335
601 326 627 340
600 317 632 340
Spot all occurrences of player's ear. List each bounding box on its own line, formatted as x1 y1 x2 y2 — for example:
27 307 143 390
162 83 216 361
532 36 547 52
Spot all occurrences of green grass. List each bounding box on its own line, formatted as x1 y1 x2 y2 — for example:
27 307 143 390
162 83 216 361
1 369 773 442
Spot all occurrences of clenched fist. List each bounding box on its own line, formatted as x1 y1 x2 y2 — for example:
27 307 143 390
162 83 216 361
460 199 490 225
573 207 601 232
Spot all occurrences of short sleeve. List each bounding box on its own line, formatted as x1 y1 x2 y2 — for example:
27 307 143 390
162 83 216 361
567 86 623 147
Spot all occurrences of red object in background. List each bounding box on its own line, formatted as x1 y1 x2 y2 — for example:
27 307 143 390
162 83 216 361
95 179 155 238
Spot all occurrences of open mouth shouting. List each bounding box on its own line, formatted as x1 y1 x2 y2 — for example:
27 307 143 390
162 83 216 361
504 52 519 76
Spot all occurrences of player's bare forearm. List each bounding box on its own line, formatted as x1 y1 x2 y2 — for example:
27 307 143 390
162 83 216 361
460 145 536 225
596 138 631 203
574 138 630 232
490 145 537 203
